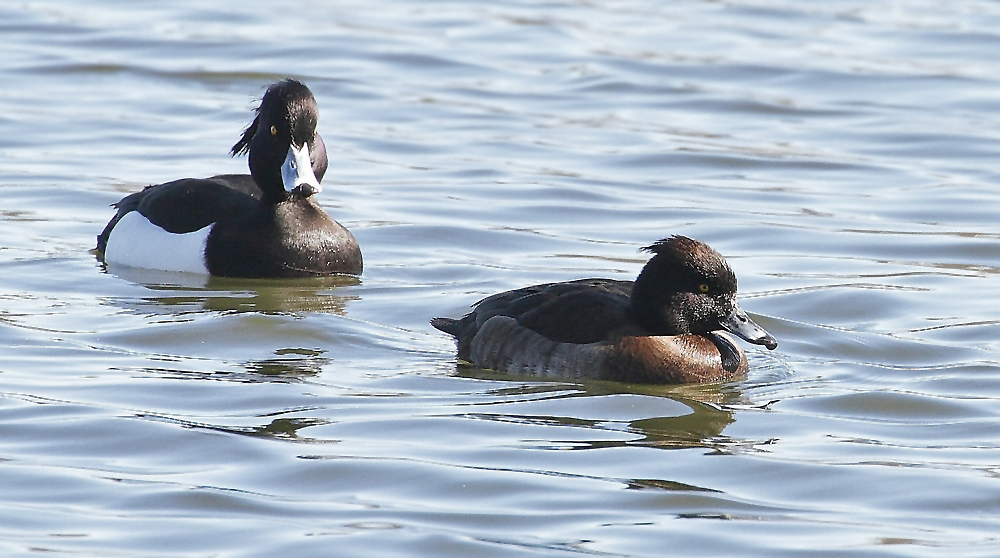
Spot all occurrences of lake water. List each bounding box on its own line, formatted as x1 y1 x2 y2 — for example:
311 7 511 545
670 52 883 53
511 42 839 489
2 0 999 556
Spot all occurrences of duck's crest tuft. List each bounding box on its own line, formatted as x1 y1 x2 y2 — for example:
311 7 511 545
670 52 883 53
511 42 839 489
640 235 734 285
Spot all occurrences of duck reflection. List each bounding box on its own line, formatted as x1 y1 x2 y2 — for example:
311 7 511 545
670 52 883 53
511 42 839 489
103 264 359 315
244 349 331 377
136 349 331 384
625 401 736 450
141 413 330 442
241 417 330 441
454 364 777 454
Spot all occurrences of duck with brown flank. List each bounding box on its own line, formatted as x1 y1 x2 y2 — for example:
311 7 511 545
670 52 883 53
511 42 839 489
432 236 777 384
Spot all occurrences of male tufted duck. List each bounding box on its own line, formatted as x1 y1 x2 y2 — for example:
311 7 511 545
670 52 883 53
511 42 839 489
432 236 777 384
96 79 362 278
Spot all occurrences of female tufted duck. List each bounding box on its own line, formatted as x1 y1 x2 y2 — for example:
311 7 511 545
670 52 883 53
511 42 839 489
432 236 777 384
96 79 362 278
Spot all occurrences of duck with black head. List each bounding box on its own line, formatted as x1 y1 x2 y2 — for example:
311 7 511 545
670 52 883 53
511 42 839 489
96 79 362 278
432 236 777 384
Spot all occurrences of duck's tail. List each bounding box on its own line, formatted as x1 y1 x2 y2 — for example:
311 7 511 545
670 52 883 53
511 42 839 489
430 317 459 336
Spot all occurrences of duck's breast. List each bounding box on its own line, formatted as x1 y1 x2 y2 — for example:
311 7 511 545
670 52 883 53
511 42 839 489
606 333 748 384
272 197 362 274
204 196 362 277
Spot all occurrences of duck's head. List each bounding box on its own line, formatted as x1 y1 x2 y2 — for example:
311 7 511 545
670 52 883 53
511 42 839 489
231 79 329 203
629 236 777 355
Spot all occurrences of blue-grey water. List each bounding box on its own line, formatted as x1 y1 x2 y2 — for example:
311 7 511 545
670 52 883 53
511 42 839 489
2 1 999 556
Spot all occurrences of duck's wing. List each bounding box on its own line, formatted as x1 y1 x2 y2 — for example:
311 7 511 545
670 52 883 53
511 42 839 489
514 280 635 343
97 178 256 254
431 279 638 364
469 279 634 344
204 174 263 199
431 279 636 356
135 178 258 233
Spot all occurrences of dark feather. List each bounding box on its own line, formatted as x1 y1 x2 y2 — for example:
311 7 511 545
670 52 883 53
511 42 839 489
231 110 259 156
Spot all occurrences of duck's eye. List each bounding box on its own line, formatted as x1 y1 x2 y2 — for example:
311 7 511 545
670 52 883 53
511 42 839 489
270 125 278 136
698 283 711 293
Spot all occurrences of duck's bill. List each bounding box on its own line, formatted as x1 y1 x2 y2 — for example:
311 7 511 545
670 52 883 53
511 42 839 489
718 306 778 350
281 143 322 196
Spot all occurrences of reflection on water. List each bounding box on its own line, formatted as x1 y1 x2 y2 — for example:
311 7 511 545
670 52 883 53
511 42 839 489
245 349 331 377
103 264 360 315
139 412 332 442
244 417 331 441
454 367 743 451
131 350 332 383
626 479 722 493
629 402 737 451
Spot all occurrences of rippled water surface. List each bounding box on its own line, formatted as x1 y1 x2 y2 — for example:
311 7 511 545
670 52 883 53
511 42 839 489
2 1 999 556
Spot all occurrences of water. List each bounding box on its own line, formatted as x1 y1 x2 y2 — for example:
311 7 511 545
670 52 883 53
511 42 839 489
2 0 999 556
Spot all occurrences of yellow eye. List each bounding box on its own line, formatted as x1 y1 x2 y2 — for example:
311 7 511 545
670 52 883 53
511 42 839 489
698 284 710 293
270 125 278 136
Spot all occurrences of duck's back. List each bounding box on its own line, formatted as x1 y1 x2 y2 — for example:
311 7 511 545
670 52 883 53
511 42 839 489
481 279 636 341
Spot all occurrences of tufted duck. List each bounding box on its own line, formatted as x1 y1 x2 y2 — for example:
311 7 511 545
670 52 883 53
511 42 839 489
96 79 362 277
432 236 777 384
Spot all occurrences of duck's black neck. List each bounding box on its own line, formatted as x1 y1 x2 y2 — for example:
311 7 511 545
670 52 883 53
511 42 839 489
247 135 327 206
627 254 682 335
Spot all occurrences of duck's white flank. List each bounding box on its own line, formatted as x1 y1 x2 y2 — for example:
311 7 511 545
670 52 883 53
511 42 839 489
103 211 212 274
